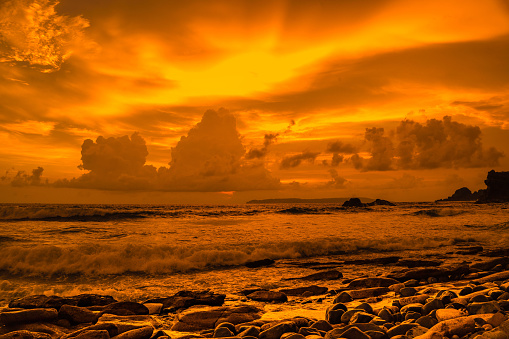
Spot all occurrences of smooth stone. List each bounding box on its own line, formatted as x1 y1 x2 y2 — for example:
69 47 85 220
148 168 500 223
487 312 507 327
336 327 370 339
378 309 393 322
357 303 374 314
425 314 493 338
114 326 153 339
435 308 468 322
58 305 99 324
0 331 53 339
172 305 262 332
405 280 420 288
100 302 149 316
387 324 419 338
369 317 386 326
468 301 501 315
415 316 437 329
259 322 297 339
326 309 344 324
471 295 491 303
310 320 332 332
216 322 237 333
287 270 343 281
348 278 400 289
400 288 417 297
281 333 306 339
8 296 77 310
342 310 365 323
305 336 323 339
73 330 110 339
141 304 162 315
280 286 328 296
298 328 321 337
349 312 375 324
95 314 161 334
498 292 509 301
0 309 58 325
334 292 353 303
214 327 234 337
422 299 444 315
405 312 421 321
62 323 119 339
366 331 389 339
390 284 406 293
397 295 430 307
238 327 260 338
473 271 509 285
460 287 474 296
247 290 288 303
325 324 384 339
76 295 116 307
406 326 429 339
145 290 226 313
400 304 423 315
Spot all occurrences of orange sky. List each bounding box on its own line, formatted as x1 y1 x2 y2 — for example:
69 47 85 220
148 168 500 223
1 0 509 203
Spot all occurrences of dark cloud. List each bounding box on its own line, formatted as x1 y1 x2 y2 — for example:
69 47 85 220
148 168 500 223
331 153 344 167
246 133 278 159
10 167 46 186
452 97 509 126
326 141 357 154
280 151 320 169
325 169 348 189
353 116 503 171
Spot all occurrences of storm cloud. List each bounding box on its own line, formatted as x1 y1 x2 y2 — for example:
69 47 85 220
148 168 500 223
280 151 320 169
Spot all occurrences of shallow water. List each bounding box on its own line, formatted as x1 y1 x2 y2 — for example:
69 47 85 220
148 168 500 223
0 202 508 306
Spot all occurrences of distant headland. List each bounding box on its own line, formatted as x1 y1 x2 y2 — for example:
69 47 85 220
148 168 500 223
246 197 373 204
438 170 509 203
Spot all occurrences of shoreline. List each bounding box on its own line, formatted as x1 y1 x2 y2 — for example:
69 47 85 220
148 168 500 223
1 256 508 339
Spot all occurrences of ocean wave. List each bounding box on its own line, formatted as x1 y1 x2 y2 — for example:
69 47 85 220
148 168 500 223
0 236 460 277
412 208 467 217
0 205 151 221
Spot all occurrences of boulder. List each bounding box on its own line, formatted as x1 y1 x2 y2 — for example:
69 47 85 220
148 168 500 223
396 295 430 307
347 287 390 299
0 309 58 326
435 309 467 322
309 320 333 332
246 290 287 303
259 322 297 339
8 296 77 310
367 199 396 206
387 324 419 338
327 326 370 339
343 198 366 207
100 302 149 316
467 301 501 315
325 324 385 339
171 305 262 332
95 314 161 334
111 327 153 339
72 330 110 339
61 323 119 339
76 295 116 307
279 286 328 296
0 331 53 339
473 271 509 285
58 305 99 324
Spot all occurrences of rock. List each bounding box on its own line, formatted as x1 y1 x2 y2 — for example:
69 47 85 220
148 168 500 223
326 308 344 325
99 302 149 316
487 312 507 327
406 326 429 339
378 309 393 322
286 270 343 281
367 199 396 206
474 272 509 285
347 287 390 299
366 331 389 339
349 312 375 324
140 303 162 315
310 320 333 332
337 326 371 339
357 303 374 314
247 290 287 303
325 324 385 339
400 304 423 315
405 312 422 321
415 316 437 329
62 323 119 339
8 296 77 310
477 170 509 203
0 331 53 339
58 305 99 324
468 301 501 314
341 310 365 323
73 330 110 339
1 323 67 339
388 265 469 282
400 288 417 297
471 259 509 272
238 326 260 338
435 308 467 322
281 334 305 339
334 292 353 303
114 327 153 339
259 322 297 339
348 278 400 289
76 295 116 307
387 324 419 338
397 295 430 307
422 299 444 315
245 259 275 268
427 314 493 338
0 309 58 326
280 286 328 296
95 314 161 334
396 260 443 268
214 327 234 337
343 198 366 207
145 291 226 313
171 305 262 332
438 187 478 202
460 287 474 296
216 322 236 333
298 327 320 337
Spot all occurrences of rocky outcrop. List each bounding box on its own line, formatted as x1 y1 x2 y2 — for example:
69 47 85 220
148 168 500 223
479 170 509 202
437 187 484 202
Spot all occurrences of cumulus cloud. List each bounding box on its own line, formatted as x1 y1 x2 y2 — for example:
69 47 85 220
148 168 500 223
280 151 320 169
9 167 46 186
57 108 279 191
326 141 357 154
246 133 278 159
352 116 503 171
325 169 348 189
0 0 89 72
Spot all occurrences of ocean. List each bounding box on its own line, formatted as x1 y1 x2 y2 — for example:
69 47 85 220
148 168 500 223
0 202 508 309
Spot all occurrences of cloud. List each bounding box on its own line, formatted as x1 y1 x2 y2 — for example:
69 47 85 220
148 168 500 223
325 169 348 189
280 151 320 169
326 141 357 154
352 116 503 171
0 0 89 72
10 167 46 186
246 133 278 159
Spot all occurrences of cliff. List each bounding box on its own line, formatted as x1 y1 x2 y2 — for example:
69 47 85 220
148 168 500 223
478 170 509 203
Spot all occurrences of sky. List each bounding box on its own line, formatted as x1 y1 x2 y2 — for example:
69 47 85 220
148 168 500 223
1 0 509 204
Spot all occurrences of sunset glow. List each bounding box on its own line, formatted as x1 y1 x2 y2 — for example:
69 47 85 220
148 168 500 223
1 0 509 203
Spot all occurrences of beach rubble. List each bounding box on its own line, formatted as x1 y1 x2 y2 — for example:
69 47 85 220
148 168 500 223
1 268 509 339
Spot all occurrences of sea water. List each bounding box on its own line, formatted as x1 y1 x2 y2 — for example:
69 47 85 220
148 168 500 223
0 202 508 307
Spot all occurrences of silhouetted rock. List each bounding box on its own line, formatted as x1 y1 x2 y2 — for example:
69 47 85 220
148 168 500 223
245 259 275 268
438 187 478 202
342 198 365 207
367 199 396 206
479 170 509 202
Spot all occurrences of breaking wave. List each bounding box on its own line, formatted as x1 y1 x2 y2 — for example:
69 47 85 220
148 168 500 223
412 208 468 217
0 236 459 277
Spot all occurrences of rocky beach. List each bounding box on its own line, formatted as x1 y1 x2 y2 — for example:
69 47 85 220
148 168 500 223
2 254 509 339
